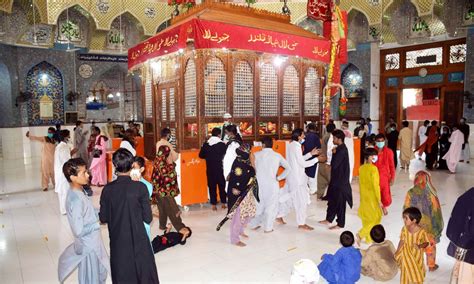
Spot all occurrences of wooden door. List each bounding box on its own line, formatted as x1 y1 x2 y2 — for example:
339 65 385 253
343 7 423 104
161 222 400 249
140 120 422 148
156 82 178 149
443 89 463 126
385 91 399 129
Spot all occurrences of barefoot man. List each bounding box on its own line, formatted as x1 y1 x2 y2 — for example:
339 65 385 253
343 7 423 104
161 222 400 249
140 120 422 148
286 128 321 231
319 130 353 230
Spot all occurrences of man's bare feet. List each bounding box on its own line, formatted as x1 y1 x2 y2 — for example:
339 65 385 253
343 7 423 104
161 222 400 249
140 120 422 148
275 217 286 225
221 204 227 209
429 264 439 272
251 226 261 231
319 220 331 225
211 205 217 211
329 225 343 230
298 224 314 231
42 188 48 192
240 233 249 238
235 241 246 247
264 230 274 233
382 207 388 216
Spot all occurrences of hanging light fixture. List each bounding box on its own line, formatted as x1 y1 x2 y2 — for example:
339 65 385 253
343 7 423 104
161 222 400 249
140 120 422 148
282 0 291 15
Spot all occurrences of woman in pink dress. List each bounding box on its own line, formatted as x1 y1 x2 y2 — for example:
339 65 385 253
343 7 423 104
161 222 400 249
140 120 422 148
90 126 109 186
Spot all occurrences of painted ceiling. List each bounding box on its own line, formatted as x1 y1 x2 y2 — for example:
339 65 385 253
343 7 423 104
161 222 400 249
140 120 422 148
0 0 471 52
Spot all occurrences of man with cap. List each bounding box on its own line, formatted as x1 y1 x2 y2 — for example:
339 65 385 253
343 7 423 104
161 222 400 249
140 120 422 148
221 113 241 143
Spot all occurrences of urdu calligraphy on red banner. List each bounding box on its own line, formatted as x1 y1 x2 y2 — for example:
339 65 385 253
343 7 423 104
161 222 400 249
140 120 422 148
307 0 332 22
128 19 332 69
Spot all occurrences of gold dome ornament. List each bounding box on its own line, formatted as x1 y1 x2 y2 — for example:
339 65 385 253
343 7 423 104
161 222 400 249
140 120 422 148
234 167 243 176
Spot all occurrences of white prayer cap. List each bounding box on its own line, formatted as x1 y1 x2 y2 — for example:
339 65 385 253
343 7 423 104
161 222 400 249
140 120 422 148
223 113 232 119
290 259 320 284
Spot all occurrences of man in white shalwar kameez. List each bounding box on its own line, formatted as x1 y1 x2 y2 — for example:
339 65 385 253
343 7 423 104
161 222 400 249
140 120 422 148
55 130 75 215
250 137 291 232
287 129 320 231
443 126 465 174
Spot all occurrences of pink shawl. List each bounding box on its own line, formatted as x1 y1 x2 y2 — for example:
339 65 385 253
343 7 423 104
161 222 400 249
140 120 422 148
442 130 464 173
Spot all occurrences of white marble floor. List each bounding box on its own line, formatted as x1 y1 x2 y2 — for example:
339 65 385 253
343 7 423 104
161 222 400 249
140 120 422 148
0 157 472 283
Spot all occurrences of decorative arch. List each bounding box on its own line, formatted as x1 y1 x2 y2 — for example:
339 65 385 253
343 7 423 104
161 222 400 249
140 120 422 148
55 5 96 48
347 9 369 49
26 61 64 125
53 4 99 29
341 63 363 98
107 10 145 33
156 19 171 33
107 12 145 50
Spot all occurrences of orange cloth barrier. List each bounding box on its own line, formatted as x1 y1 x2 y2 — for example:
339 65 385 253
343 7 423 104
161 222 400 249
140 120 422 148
353 138 361 177
179 150 209 206
111 137 144 156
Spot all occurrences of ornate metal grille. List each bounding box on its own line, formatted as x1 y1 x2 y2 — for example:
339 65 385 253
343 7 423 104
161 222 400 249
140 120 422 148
449 44 467 64
259 63 278 117
204 57 226 117
385 53 400 70
161 89 167 121
184 59 197 117
304 67 321 116
169 87 175 121
406 47 443 68
145 69 153 118
283 65 299 116
233 61 254 117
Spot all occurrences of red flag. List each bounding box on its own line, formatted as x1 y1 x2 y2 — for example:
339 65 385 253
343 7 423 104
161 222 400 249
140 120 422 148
307 0 332 22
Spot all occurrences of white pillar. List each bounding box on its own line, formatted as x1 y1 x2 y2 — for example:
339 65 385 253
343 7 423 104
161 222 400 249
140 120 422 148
370 42 381 133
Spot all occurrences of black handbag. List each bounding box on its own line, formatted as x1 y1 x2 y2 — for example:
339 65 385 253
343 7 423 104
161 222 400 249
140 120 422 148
92 136 103 158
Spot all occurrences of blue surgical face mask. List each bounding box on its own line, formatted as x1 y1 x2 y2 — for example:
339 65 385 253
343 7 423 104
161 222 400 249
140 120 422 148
300 139 305 145
376 141 385 149
371 156 378 163
47 133 53 138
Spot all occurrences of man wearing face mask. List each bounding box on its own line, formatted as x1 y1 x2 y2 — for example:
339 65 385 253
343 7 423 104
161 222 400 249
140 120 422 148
26 127 57 191
286 128 321 231
459 117 470 164
156 128 179 165
374 134 395 215
54 130 78 215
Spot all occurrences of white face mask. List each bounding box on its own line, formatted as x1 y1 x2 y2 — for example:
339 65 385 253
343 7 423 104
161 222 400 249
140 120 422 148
130 168 141 179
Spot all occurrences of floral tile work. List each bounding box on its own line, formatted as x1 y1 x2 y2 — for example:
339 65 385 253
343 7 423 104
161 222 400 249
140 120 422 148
26 61 64 126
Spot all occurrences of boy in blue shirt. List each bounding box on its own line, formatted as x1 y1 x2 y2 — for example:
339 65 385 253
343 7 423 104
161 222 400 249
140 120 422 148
318 231 362 284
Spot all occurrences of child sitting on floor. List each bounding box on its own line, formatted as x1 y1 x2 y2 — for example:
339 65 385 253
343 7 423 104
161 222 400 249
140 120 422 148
318 231 362 284
151 224 192 253
360 224 398 281
395 207 431 284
